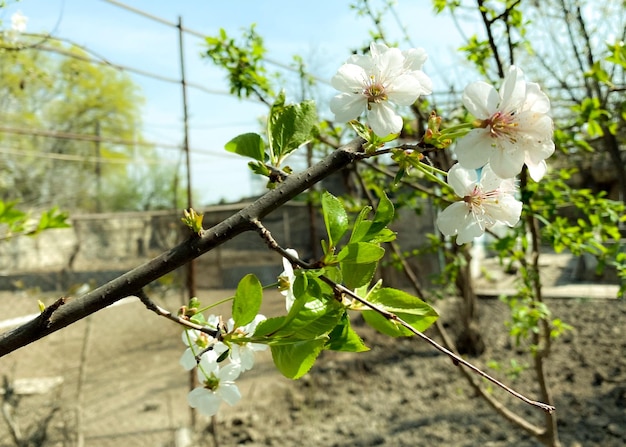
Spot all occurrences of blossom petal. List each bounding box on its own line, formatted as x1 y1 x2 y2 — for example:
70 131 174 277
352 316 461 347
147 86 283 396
219 363 242 382
462 81 499 118
524 83 551 114
436 202 471 237
330 93 366 122
217 383 242 406
367 102 402 136
180 348 198 371
484 195 522 226
488 142 526 179
526 159 548 182
386 74 422 105
331 64 366 92
454 128 493 170
498 66 526 113
403 47 428 71
188 388 221 416
447 163 477 198
455 217 485 245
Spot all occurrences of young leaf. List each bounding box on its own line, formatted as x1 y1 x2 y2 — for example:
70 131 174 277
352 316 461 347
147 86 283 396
321 191 349 248
268 100 317 165
341 262 378 290
326 312 369 352
362 288 438 337
338 242 385 290
232 274 263 327
337 242 385 264
225 132 265 161
270 337 327 379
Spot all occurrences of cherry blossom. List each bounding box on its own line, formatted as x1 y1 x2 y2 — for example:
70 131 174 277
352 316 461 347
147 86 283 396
455 66 554 181
187 351 242 417
226 314 268 371
330 42 432 137
278 248 298 311
11 11 27 33
436 163 522 244
179 314 226 371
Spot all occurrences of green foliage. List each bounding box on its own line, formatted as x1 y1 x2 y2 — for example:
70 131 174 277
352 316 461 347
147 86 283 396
204 25 273 100
181 208 204 235
321 191 349 251
224 133 265 162
267 93 317 166
530 169 625 258
459 35 492 76
223 95 318 185
0 35 177 212
0 200 69 240
362 287 438 337
232 274 263 327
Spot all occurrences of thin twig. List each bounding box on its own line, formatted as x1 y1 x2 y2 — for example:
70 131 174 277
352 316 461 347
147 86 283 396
135 290 218 337
252 219 556 414
327 280 555 413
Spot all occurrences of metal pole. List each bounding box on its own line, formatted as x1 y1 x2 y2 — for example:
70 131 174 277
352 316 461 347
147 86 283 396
178 15 197 430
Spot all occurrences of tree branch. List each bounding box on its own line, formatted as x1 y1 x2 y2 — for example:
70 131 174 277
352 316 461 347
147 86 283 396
0 137 366 357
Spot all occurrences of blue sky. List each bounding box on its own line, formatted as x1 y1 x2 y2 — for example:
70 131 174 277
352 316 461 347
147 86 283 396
2 0 470 205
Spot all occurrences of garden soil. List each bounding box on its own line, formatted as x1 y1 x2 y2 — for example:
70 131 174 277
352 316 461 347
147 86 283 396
0 256 624 446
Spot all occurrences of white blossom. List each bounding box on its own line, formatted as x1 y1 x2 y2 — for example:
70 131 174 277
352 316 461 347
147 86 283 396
226 314 267 371
330 42 432 137
187 351 241 417
436 163 522 245
179 315 226 371
5 10 28 42
278 248 298 311
11 11 27 33
455 66 554 181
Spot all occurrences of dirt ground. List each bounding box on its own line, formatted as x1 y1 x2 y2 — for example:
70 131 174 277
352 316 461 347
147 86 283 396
0 255 625 447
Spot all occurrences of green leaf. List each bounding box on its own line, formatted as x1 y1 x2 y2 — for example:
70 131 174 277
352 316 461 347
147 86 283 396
350 206 374 243
337 242 385 264
370 192 394 234
321 191 349 248
254 316 287 337
232 274 263 327
225 132 265 161
338 242 385 289
326 312 369 352
270 337 327 379
362 288 438 337
268 97 317 165
341 262 378 290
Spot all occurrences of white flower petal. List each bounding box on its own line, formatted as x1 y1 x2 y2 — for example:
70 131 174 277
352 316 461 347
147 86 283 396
454 128 493 170
489 144 526 179
484 195 522 226
386 74 422 105
188 388 221 416
498 66 526 112
368 102 402 136
330 93 367 122
462 81 499 118
436 202 471 237
447 163 476 197
402 47 428 71
526 159 548 182
180 348 198 371
331 64 367 92
219 363 242 382
217 383 242 406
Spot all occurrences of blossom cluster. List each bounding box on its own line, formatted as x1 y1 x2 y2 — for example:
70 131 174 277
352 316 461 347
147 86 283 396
181 314 267 417
4 11 28 42
330 44 554 245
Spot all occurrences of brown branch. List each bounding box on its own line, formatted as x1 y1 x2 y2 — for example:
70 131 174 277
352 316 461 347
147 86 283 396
0 137 366 357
